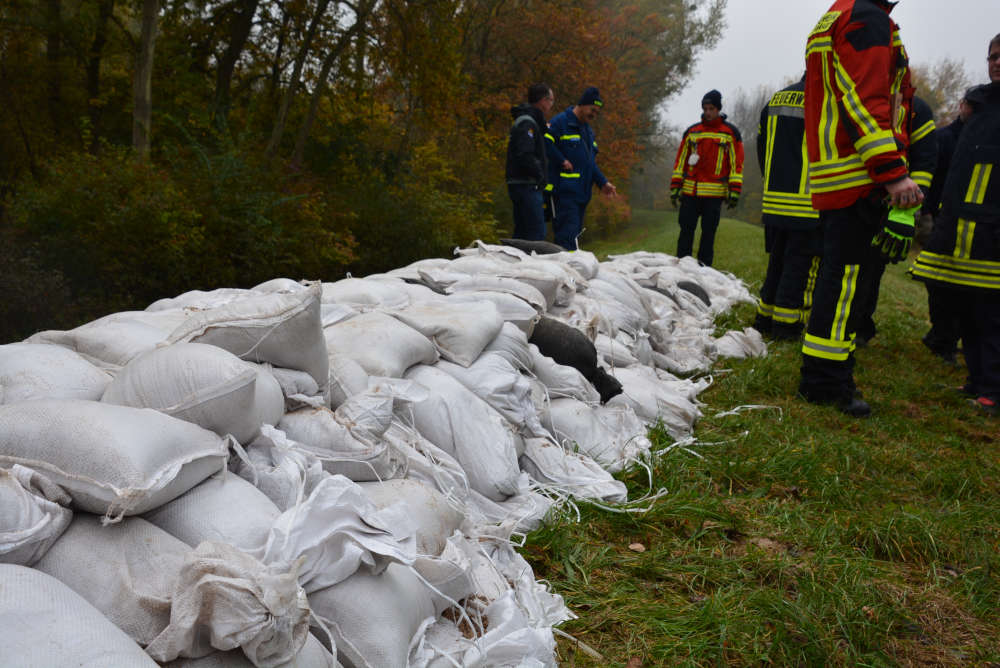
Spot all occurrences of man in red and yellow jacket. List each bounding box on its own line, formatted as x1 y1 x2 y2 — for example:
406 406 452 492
798 0 924 417
670 89 744 267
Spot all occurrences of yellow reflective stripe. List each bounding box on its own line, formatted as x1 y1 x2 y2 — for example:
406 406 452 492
688 132 733 142
560 173 581 178
806 37 834 56
803 256 821 313
544 184 553 192
911 119 935 143
955 219 976 259
911 170 933 189
773 305 802 324
820 60 838 162
682 182 697 195
757 300 775 317
802 333 853 361
716 146 724 175
763 192 813 203
810 154 865 176
912 251 1000 289
855 130 898 163
764 115 778 186
545 133 555 143
800 133 810 194
810 167 872 193
762 204 821 219
965 164 993 204
562 134 581 140
674 140 691 180
833 60 880 136
693 183 727 196
832 264 859 341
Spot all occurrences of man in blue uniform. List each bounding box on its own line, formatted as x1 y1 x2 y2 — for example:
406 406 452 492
505 83 554 240
545 86 617 250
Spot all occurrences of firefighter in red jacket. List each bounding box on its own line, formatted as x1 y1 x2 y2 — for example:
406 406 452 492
799 0 923 417
670 89 744 267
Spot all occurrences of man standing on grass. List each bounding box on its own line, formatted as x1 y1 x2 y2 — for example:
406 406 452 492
753 75 822 341
506 83 554 241
911 35 1000 417
799 0 923 417
670 89 744 267
545 86 618 250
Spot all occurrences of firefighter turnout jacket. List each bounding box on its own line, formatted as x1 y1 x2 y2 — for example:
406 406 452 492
671 115 744 199
757 80 820 229
545 107 608 204
912 82 1000 291
907 96 937 198
804 0 913 211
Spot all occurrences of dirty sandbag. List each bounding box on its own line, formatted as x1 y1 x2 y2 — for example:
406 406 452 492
232 426 327 511
324 311 438 379
543 397 642 472
381 421 469 502
482 322 535 373
608 365 702 438
714 327 768 359
357 479 464 558
266 365 327 410
594 333 639 368
0 342 111 404
27 309 189 370
445 275 548 313
168 283 328 395
389 300 504 368
454 240 528 263
162 633 338 668
404 365 521 502
102 343 284 444
0 399 229 518
445 290 541 337
33 515 311 667
518 438 627 504
0 465 72 566
308 563 436 668
328 354 370 408
0 564 158 668
528 345 601 405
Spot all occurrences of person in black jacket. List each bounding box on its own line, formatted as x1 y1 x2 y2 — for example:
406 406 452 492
506 83 554 240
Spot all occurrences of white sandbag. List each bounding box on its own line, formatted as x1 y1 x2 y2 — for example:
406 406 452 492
327 353 370 408
168 283 329 393
233 426 328 511
435 353 547 438
465 476 554 538
445 290 540 337
0 564 158 668
267 365 327 410
320 303 358 328
385 258 452 282
608 366 702 437
482 321 534 372
34 515 310 667
547 293 616 339
324 311 438 379
548 249 600 280
308 563 436 668
404 365 521 501
253 278 308 295
519 439 627 503
528 345 600 404
0 342 111 404
381 421 469 502
27 309 189 370
321 278 411 312
102 343 284 444
543 398 644 472
715 327 769 359
357 479 464 557
592 403 653 460
595 333 639 368
163 634 338 668
389 300 503 367
0 465 72 566
446 275 547 312
0 399 229 518
583 276 650 335
147 288 255 312
453 240 527 263
277 392 402 482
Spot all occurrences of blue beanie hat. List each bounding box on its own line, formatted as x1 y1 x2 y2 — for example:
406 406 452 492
702 89 722 109
578 86 603 107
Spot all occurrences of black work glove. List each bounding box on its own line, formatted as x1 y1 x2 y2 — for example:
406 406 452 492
670 187 680 208
726 191 739 209
871 204 918 263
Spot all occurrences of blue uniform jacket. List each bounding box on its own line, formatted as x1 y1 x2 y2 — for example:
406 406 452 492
545 107 608 204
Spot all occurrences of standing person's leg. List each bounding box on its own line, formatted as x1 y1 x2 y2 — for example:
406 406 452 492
957 290 982 395
972 291 1000 413
523 187 546 241
696 198 723 266
772 228 817 340
552 197 582 250
799 201 876 415
509 185 535 240
676 195 700 259
755 225 784 335
923 284 962 362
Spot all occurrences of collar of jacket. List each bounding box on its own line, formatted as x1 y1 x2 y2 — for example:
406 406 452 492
700 113 727 127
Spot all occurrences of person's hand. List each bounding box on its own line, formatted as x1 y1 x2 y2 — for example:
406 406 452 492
602 182 618 198
727 191 739 209
670 187 680 208
885 177 923 208
562 159 573 171
871 204 919 263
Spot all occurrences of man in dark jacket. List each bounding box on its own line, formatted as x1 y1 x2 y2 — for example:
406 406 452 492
545 86 617 250
506 83 554 241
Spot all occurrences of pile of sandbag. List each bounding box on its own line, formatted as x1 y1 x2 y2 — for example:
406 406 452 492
2 246 761 667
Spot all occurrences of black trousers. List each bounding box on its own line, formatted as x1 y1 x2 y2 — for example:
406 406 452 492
956 289 1000 400
757 225 823 335
508 184 546 241
923 284 963 354
677 195 722 266
851 244 887 343
800 195 886 403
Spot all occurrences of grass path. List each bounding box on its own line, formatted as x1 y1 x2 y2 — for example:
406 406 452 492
527 209 1000 666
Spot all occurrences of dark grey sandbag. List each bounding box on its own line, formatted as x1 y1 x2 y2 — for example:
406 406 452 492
677 280 711 307
499 238 565 255
529 317 622 403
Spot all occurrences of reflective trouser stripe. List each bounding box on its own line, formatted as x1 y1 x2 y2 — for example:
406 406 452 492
802 333 854 361
802 256 821 317
757 300 775 318
773 305 802 324
831 264 860 341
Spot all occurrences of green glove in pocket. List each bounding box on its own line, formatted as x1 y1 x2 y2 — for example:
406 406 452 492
871 204 919 263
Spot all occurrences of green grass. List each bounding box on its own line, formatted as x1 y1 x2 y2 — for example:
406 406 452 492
528 209 1000 667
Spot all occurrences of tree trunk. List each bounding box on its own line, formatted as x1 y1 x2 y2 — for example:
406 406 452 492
86 0 114 152
290 0 374 167
132 0 159 160
264 0 333 160
46 0 63 136
213 0 261 125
